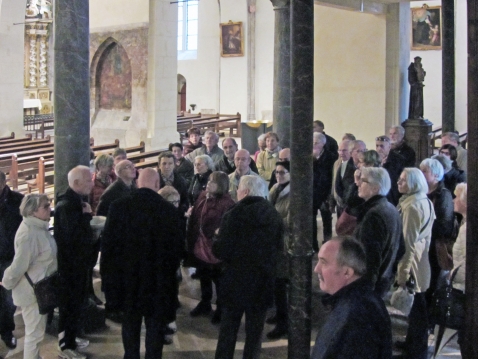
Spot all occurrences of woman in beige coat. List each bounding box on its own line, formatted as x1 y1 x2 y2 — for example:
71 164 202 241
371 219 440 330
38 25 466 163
396 168 435 359
1 194 57 359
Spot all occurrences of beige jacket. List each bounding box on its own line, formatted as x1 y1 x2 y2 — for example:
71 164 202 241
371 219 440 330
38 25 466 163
452 221 466 292
228 170 267 202
256 147 281 182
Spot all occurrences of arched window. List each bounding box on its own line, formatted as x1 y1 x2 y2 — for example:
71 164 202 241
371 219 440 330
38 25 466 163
178 0 198 60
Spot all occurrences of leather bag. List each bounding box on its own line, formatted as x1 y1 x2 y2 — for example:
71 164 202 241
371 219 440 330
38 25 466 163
194 229 221 264
435 239 454 270
335 208 357 236
25 271 59 315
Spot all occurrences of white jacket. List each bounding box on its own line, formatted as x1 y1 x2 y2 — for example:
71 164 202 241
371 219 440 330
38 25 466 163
452 221 466 292
2 216 57 307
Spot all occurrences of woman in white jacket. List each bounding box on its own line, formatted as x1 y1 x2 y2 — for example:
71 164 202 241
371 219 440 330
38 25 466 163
1 194 57 359
396 168 435 359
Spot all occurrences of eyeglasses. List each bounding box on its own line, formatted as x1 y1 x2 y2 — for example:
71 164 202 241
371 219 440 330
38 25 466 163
439 150 450 156
375 136 390 142
275 171 289 176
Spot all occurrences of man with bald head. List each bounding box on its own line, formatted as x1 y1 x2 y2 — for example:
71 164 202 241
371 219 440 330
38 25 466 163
96 159 136 216
54 166 94 358
268 148 290 190
229 149 267 201
101 168 181 359
216 137 258 174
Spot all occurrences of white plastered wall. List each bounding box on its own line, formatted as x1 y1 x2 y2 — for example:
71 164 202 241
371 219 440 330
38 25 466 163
90 0 149 28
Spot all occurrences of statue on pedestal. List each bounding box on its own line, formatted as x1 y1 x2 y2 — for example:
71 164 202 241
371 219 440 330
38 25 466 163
408 56 426 119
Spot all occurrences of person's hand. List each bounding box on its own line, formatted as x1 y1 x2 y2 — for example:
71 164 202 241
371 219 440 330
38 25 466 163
185 207 193 218
82 202 92 214
0 282 3 287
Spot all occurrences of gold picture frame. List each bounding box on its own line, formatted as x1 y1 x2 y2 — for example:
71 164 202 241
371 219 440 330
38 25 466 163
411 4 442 51
220 21 244 57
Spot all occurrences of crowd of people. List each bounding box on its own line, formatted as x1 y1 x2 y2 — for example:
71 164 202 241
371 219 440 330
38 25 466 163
0 122 468 359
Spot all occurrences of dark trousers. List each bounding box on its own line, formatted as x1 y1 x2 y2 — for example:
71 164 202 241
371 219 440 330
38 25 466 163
199 265 222 307
58 271 88 351
0 286 15 337
405 292 429 359
122 312 164 359
103 273 123 312
273 278 288 328
215 305 267 359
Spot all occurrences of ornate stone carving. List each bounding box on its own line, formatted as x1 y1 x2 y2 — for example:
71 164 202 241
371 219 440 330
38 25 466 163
28 27 38 88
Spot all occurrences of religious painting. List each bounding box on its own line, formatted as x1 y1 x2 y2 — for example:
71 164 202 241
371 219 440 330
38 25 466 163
411 4 442 50
220 22 244 57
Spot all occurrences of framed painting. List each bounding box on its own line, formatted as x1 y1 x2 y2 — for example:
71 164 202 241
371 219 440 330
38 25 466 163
411 4 442 50
220 21 244 57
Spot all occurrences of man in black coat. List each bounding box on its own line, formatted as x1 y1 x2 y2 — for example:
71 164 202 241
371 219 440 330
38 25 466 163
311 237 392 358
389 125 416 167
215 137 258 175
101 168 181 359
376 135 405 206
212 175 284 359
313 120 339 159
0 171 23 349
158 151 189 215
54 166 95 357
354 167 405 297
333 140 356 217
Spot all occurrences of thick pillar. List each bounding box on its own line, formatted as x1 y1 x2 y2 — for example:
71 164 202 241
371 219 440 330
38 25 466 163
271 0 291 147
54 0 90 195
247 0 256 122
465 3 478 358
442 0 455 132
288 0 313 358
385 2 410 129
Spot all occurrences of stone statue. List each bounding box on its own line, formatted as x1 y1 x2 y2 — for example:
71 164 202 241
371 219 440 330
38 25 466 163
408 56 426 119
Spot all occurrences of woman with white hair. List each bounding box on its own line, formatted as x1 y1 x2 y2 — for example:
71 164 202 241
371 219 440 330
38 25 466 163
188 155 215 206
396 168 435 359
1 194 57 359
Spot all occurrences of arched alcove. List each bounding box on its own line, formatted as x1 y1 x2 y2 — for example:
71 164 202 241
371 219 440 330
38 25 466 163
177 73 187 112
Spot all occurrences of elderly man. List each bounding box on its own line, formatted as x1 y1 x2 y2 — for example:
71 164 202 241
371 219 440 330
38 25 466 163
158 151 189 215
96 160 136 217
228 149 267 201
375 135 405 206
216 137 258 175
213 175 284 359
313 120 339 159
55 166 95 359
441 131 467 175
331 140 355 217
0 171 23 349
185 130 224 164
349 140 367 167
101 168 181 359
354 167 404 297
268 148 290 190
311 237 392 358
389 125 416 167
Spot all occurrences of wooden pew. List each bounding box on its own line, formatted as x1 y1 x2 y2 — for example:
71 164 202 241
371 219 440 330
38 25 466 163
0 134 33 145
0 141 53 157
177 113 242 139
128 148 168 164
0 136 50 150
27 157 55 194
0 132 15 141
91 139 120 152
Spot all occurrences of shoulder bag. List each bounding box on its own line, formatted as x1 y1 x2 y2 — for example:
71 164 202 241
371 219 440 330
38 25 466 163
25 271 60 315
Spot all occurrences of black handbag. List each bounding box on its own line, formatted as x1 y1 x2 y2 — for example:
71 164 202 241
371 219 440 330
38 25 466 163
25 271 60 315
429 266 465 330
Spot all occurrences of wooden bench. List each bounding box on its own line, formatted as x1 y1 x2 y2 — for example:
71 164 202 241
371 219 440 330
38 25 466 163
0 134 33 145
128 148 168 164
0 141 53 157
177 113 242 139
0 136 50 150
0 132 15 141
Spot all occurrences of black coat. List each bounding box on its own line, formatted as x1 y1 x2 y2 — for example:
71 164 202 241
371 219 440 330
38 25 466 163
311 278 392 359
313 150 335 210
159 170 189 215
54 188 94 274
100 188 181 322
443 168 465 197
0 186 23 266
175 158 194 188
334 158 356 205
382 151 405 206
188 170 212 206
212 196 284 309
215 155 258 175
354 195 405 297
96 179 134 217
391 141 416 167
324 133 339 161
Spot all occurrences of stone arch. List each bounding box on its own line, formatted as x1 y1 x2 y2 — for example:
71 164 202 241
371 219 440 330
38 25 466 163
177 73 187 112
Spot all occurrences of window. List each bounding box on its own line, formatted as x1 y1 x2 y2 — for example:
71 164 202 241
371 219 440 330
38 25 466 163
178 0 198 59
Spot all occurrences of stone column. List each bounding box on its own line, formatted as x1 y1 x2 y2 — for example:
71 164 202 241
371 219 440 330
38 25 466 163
288 0 314 358
28 25 38 88
247 0 256 122
442 0 455 132
54 0 91 196
271 0 291 147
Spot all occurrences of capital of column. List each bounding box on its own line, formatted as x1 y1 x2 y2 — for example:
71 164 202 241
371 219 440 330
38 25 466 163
270 0 290 10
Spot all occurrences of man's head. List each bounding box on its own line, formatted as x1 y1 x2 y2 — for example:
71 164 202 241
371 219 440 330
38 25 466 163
237 175 267 201
0 171 6 193
187 127 201 146
158 152 175 177
169 142 184 160
278 148 290 161
234 149 251 172
67 165 93 196
358 167 390 201
138 168 160 192
265 132 280 152
389 125 405 145
222 138 238 160
338 140 351 162
441 132 460 147
313 120 324 133
257 134 267 152
115 160 136 182
112 148 127 166
314 237 366 295
204 131 219 149
375 135 391 159
349 140 366 166
313 133 326 156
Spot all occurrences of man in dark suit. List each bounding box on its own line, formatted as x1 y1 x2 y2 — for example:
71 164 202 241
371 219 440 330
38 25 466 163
389 125 416 167
313 120 339 160
376 135 405 206
333 140 356 218
101 168 181 359
158 151 189 215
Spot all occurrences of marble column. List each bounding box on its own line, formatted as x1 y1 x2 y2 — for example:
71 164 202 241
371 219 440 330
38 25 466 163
271 0 291 147
442 0 455 132
247 0 256 122
465 3 478 358
54 0 91 196
288 0 314 358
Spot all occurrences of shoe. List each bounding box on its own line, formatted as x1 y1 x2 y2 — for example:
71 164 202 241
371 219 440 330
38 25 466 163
266 314 277 324
1 334 17 349
75 337 89 349
163 336 173 345
211 310 221 324
58 349 87 359
266 326 288 340
90 294 103 306
105 310 124 324
190 301 212 317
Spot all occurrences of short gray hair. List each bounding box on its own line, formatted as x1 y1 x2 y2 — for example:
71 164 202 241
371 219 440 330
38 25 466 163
420 158 444 181
258 133 266 141
94 154 114 170
390 125 405 138
20 194 50 217
334 237 367 277
204 130 219 142
402 168 428 195
432 154 452 172
195 155 215 171
361 167 391 196
313 132 326 145
238 175 267 197
349 140 366 152
442 132 460 145
68 165 90 187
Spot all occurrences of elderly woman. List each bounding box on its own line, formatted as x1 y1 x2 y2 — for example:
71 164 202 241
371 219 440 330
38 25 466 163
186 171 235 324
396 168 435 359
188 155 215 206
183 127 203 155
1 194 57 359
432 154 465 196
169 142 194 187
420 159 455 304
256 132 281 183
267 161 290 340
254 133 267 162
89 153 114 215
